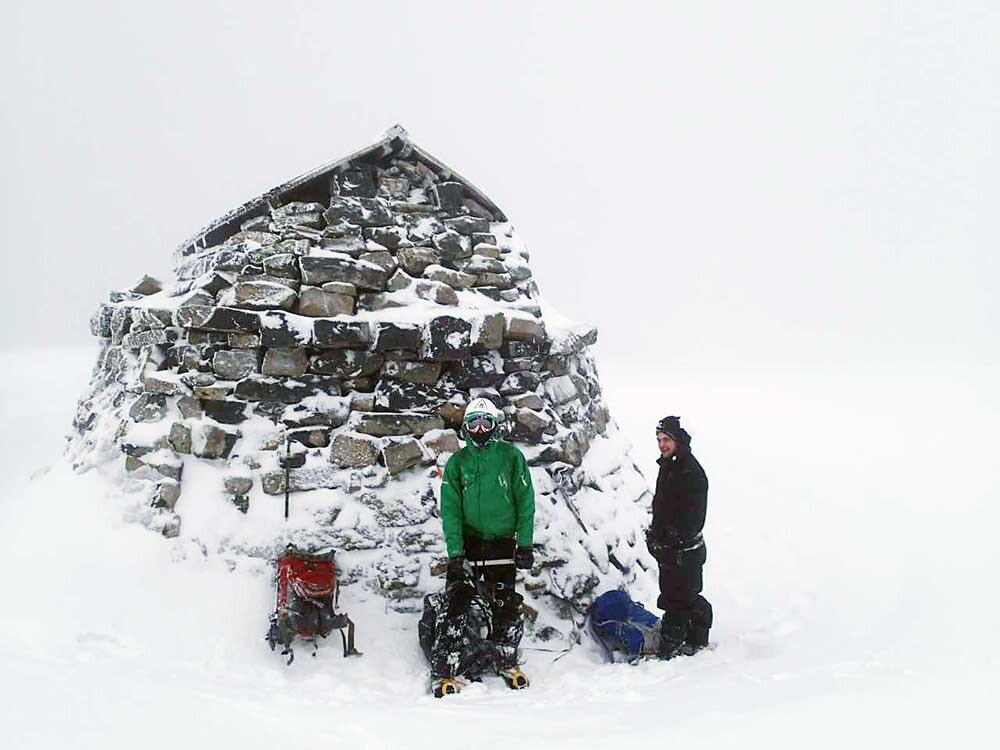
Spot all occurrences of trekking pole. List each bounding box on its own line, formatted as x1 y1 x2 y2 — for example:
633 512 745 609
283 431 291 521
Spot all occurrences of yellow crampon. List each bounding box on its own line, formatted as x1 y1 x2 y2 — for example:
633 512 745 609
500 667 529 690
433 677 466 698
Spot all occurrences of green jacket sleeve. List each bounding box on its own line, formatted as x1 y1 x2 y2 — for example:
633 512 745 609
440 455 465 558
511 447 535 547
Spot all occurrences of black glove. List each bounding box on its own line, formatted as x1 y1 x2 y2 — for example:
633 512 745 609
446 556 466 583
644 528 660 557
515 546 534 570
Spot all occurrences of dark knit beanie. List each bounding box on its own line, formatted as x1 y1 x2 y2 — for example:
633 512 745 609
655 416 691 446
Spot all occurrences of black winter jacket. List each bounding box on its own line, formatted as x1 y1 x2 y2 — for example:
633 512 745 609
650 447 708 548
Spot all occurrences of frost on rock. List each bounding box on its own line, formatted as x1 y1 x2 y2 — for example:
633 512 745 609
67 126 656 637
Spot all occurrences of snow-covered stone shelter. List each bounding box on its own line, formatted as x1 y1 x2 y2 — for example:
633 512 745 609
70 126 655 640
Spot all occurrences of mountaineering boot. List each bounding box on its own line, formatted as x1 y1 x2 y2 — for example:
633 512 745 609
432 677 466 698
499 667 529 690
657 614 688 661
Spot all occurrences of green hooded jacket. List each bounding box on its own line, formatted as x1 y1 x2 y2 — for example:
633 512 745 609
440 438 535 558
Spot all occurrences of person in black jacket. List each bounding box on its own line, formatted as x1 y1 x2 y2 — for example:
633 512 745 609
645 416 713 658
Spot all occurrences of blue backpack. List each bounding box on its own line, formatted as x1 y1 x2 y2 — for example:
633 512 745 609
590 590 661 661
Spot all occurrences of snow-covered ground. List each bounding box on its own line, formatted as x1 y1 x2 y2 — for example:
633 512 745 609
1 347 997 748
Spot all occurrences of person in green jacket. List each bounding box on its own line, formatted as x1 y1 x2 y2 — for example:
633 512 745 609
431 396 536 694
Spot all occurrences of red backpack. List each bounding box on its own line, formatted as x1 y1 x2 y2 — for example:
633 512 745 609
266 546 360 664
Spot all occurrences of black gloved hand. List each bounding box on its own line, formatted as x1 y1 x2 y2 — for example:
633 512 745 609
515 546 534 570
644 528 660 557
446 556 466 583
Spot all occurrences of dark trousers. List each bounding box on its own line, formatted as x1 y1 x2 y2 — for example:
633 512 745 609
656 543 713 647
465 537 523 668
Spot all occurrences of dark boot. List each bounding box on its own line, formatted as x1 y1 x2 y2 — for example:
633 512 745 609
685 595 713 651
657 612 688 660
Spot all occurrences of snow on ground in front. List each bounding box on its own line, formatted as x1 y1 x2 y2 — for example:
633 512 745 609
1 348 997 749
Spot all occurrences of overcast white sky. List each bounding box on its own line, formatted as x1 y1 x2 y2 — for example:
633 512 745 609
2 1 997 366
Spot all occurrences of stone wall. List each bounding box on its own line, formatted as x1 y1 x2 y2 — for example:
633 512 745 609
69 129 654 640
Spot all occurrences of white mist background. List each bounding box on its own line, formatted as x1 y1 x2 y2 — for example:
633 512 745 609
3 5 1000 747
2 1 997 367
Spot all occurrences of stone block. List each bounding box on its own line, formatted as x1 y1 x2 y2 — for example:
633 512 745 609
511 408 552 443
232 280 297 311
131 275 163 295
422 428 461 456
398 247 439 276
443 216 490 235
364 227 410 251
129 393 167 423
374 322 422 352
262 253 301 280
455 255 506 275
192 423 240 459
174 306 260 333
472 313 505 353
373 379 453 414
314 319 374 349
330 431 382 469
422 315 472 362
310 350 384 378
187 329 230 346
178 396 203 419
385 269 414 292
334 167 377 198
543 375 579 406
121 328 181 349
296 286 354 317
472 243 501 259
505 316 547 343
261 348 309 377
224 475 253 495
195 383 235 400
402 213 446 244
212 350 259 380
438 395 468 429
321 281 357 297
228 332 262 348
353 412 444 438
234 374 340 403
323 197 393 227
89 304 114 337
169 422 192 454
432 230 472 261
300 255 388 290
287 426 332 448
474 272 514 290
423 264 476 289
152 479 181 510
413 279 458 306
259 311 313 348
508 393 545 410
281 397 351 428
432 181 465 209
381 360 441 385
142 371 186 395
202 399 248 424
447 353 505 389
500 371 543 395
382 437 424 476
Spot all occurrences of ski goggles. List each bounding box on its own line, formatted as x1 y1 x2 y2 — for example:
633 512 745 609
464 415 497 434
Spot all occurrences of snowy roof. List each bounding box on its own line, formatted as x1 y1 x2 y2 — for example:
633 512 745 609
176 125 508 257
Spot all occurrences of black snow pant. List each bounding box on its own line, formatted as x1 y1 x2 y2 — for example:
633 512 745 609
656 542 713 647
419 538 524 679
